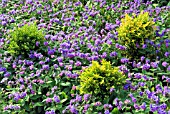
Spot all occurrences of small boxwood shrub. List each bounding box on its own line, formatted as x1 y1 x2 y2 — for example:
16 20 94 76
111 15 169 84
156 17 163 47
79 59 126 99
6 23 45 57
117 11 155 59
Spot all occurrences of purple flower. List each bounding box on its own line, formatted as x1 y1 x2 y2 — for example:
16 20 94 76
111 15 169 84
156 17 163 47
132 97 137 103
36 41 40 46
141 56 145 62
140 102 146 110
139 82 145 87
123 83 130 90
45 110 55 114
95 39 102 46
75 61 82 67
0 67 6 72
151 62 158 68
26 0 33 4
94 101 101 106
1 21 7 26
4 72 10 77
46 98 52 103
70 106 78 114
84 104 90 110
113 98 119 106
167 66 170 71
53 64 58 69
20 92 27 98
110 88 115 93
42 65 49 70
44 41 48 46
101 52 107 58
76 95 82 102
104 110 110 114
13 93 20 101
142 43 147 49
157 109 167 114
118 101 123 110
146 90 152 99
159 103 167 109
150 104 159 112
54 95 60 103
134 73 142 79
110 51 117 57
164 52 169 57
119 65 128 73
142 75 149 81
120 58 129 63
136 62 141 68
139 92 144 96
84 94 90 101
162 61 168 67
142 63 150 70
134 104 140 110
151 95 159 104
57 57 63 62
48 48 55 55
124 99 131 104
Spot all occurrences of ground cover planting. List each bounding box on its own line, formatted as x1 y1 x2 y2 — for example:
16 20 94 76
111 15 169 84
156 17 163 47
0 0 170 114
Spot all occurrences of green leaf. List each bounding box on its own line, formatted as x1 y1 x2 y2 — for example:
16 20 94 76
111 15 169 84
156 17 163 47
60 99 67 103
38 87 42 94
60 82 71 86
56 104 62 109
124 112 132 114
46 81 53 84
33 102 43 107
30 95 41 100
160 97 169 102
112 108 120 114
96 106 103 111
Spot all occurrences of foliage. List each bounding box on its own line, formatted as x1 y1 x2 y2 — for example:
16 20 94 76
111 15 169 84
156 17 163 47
117 11 156 59
0 0 170 114
79 59 126 99
151 0 169 7
6 23 45 57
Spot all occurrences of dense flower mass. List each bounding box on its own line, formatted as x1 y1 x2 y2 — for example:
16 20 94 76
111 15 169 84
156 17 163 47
0 0 170 113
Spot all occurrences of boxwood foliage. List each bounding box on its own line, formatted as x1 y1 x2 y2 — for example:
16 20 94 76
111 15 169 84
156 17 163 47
6 22 45 57
79 59 126 100
117 11 156 60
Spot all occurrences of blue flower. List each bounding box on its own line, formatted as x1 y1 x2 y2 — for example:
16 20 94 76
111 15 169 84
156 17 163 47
4 72 11 77
140 102 146 110
84 104 90 110
84 94 90 101
54 95 60 103
142 63 150 70
139 92 144 96
134 103 140 110
159 103 167 110
121 58 129 63
76 95 82 102
123 83 130 90
42 65 49 70
150 104 159 112
110 51 117 57
104 110 110 114
70 106 78 114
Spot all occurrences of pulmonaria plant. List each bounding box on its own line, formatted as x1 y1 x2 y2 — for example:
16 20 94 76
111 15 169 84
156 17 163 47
78 59 126 102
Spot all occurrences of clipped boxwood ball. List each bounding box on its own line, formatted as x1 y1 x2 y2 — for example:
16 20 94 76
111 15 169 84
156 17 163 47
6 22 45 57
